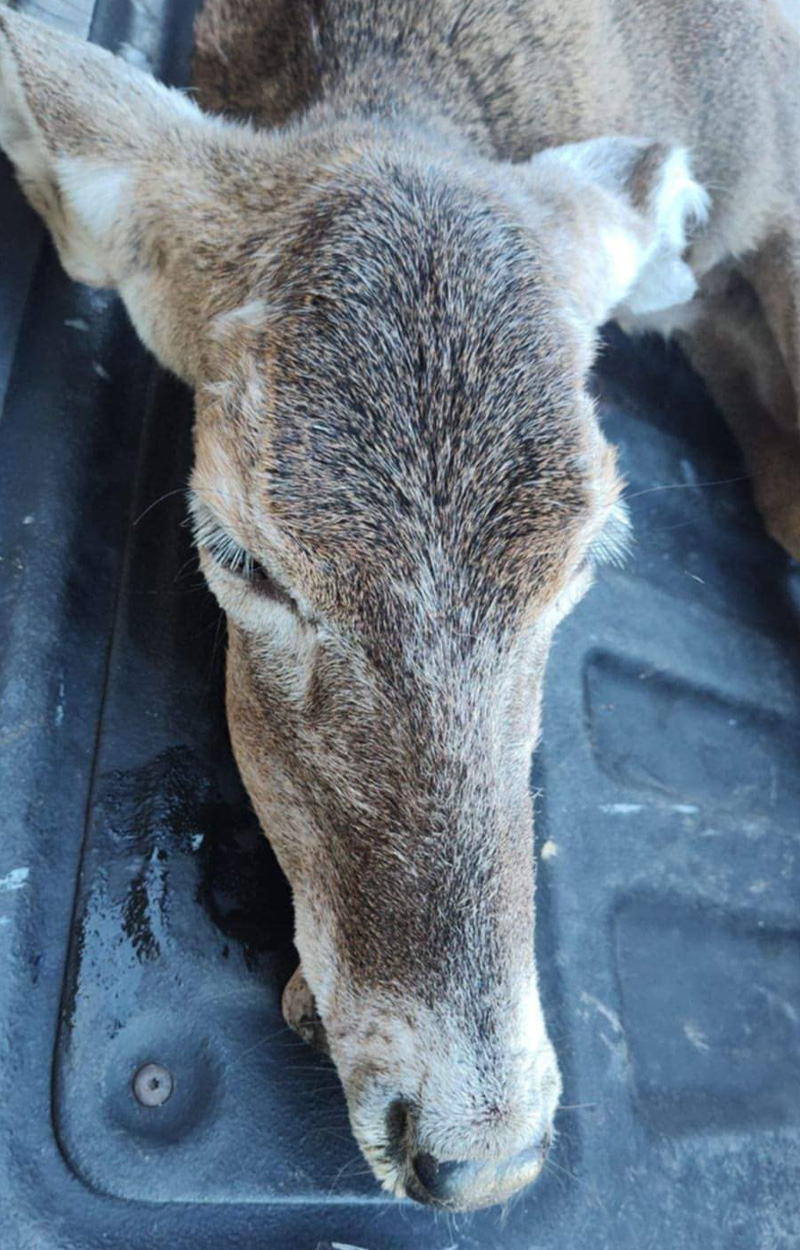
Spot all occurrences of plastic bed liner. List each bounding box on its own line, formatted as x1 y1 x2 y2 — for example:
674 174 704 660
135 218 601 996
1 3 799 1248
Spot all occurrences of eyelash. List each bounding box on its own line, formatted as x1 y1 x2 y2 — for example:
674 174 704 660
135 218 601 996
191 511 293 604
215 543 296 609
211 536 265 582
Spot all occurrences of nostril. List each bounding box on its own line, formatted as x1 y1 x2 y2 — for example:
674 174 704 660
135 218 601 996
385 1098 412 1163
411 1150 439 1193
411 1151 465 1199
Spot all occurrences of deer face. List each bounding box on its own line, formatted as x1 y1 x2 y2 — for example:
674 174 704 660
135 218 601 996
187 165 628 1207
0 7 705 1210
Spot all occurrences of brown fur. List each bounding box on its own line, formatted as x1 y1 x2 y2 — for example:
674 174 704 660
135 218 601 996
194 0 800 553
1 0 798 1212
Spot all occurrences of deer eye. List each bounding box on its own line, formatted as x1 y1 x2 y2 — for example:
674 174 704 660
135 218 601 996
214 540 298 611
587 502 632 568
190 502 297 610
245 561 297 610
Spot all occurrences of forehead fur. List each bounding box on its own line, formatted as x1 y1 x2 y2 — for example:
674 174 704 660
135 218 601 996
206 156 601 621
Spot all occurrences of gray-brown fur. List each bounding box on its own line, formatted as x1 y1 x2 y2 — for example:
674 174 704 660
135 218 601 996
193 0 800 548
1 0 798 1213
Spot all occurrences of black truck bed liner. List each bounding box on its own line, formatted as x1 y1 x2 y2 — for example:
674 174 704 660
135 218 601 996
1 4 799 1247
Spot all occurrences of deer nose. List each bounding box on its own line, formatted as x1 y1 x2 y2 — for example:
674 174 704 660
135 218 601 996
406 1134 551 1208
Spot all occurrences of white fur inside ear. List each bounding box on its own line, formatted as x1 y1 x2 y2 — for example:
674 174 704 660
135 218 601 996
526 137 710 324
621 250 699 316
57 159 129 239
0 34 45 182
615 148 709 318
48 158 130 286
0 30 131 286
652 148 710 253
600 228 644 302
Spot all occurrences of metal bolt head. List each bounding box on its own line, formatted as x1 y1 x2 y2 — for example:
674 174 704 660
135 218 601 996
133 1062 174 1107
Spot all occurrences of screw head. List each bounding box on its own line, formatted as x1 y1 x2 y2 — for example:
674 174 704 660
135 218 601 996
133 1062 174 1108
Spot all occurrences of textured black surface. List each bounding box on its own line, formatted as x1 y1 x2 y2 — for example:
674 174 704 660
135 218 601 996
1 4 800 1248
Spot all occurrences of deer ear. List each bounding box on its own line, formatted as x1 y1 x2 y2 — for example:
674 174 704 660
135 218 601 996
524 137 710 325
0 8 266 383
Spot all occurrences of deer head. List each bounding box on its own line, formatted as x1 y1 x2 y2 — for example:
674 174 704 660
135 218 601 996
0 8 706 1209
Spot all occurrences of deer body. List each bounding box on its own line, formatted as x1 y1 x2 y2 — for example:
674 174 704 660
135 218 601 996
1 0 798 1213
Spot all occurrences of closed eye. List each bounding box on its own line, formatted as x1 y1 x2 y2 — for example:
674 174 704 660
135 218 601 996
189 499 297 611
588 501 632 568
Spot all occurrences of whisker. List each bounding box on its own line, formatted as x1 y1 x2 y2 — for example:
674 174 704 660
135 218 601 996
133 486 190 526
544 1157 584 1186
172 552 201 584
327 1150 370 1193
624 472 751 502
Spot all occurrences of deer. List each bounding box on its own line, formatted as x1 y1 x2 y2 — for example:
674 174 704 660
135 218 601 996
0 0 798 1214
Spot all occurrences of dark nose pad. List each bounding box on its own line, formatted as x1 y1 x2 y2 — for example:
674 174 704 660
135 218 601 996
410 1151 466 1203
408 1133 552 1207
386 1104 468 1202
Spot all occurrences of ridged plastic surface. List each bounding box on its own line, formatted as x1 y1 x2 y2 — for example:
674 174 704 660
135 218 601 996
1 3 799 1247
